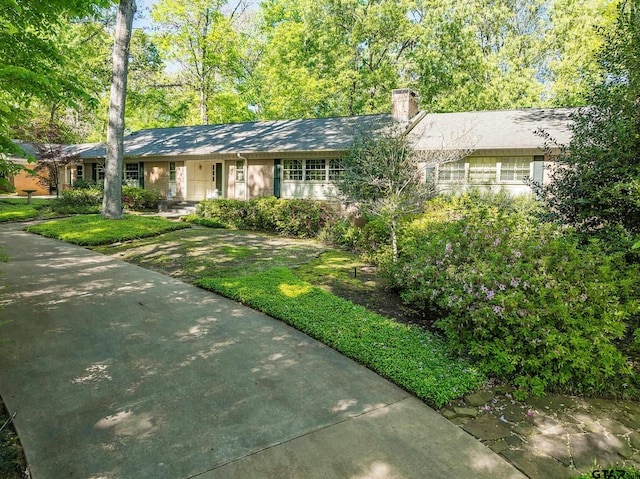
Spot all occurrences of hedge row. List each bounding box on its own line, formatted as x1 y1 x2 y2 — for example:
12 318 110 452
195 197 338 238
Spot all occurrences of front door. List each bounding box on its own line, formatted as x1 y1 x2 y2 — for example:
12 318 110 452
186 161 224 200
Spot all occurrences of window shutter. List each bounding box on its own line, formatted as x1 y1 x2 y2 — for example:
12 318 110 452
139 162 144 188
532 156 544 184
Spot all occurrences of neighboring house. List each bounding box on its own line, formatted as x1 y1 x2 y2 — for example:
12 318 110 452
5 142 84 196
66 90 576 201
4 143 51 196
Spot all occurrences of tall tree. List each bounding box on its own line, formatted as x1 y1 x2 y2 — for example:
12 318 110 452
0 0 111 177
152 0 245 124
543 0 618 106
102 0 136 219
250 0 415 119
409 0 549 111
541 0 640 235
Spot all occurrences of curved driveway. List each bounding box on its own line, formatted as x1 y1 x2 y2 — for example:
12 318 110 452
0 223 525 479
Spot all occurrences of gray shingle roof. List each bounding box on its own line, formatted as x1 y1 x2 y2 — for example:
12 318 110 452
74 115 391 159
71 107 576 159
408 107 576 151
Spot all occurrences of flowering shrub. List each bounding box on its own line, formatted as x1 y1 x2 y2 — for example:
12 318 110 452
121 186 163 211
195 197 338 238
383 198 640 398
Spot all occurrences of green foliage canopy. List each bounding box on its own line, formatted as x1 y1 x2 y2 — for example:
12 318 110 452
542 0 640 236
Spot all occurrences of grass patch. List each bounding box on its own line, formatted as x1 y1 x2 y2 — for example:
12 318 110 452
91 228 326 281
294 250 370 289
26 214 190 246
196 267 484 408
0 198 52 222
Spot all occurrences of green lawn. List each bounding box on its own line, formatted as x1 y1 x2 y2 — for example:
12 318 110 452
197 267 484 408
25 214 190 245
90 227 326 281
0 198 52 222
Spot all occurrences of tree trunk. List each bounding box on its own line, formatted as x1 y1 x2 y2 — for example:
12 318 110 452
200 86 208 125
102 0 136 219
391 216 398 263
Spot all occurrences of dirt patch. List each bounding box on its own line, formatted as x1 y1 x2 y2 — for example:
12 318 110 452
0 398 28 479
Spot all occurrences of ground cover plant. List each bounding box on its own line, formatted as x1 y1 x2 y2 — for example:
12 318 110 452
25 215 190 246
383 193 640 399
196 267 484 408
0 198 52 222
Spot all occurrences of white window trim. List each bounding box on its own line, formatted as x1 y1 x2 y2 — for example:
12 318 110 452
235 160 245 183
437 157 533 185
282 159 343 183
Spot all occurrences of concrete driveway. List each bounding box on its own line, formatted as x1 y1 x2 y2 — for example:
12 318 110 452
0 223 525 479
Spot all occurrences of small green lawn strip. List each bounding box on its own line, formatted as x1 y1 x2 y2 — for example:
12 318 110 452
25 214 190 245
196 267 484 408
0 199 50 222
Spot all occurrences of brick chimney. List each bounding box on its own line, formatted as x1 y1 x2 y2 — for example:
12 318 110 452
391 89 419 122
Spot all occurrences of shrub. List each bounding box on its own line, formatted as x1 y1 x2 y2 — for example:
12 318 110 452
53 188 103 214
271 199 335 237
195 197 338 238
181 214 226 229
196 198 246 227
121 186 163 211
196 267 484 408
383 197 640 398
72 179 103 190
318 216 362 249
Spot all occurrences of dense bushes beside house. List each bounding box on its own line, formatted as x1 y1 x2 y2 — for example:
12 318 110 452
53 186 163 214
194 197 339 238
121 186 163 211
380 193 640 399
52 188 103 214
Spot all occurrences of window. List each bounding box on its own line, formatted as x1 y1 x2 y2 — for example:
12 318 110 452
124 163 140 186
235 160 245 182
76 165 84 180
283 159 303 180
328 159 344 181
212 164 216 182
97 163 105 181
283 159 342 182
169 162 176 181
468 158 497 184
305 159 326 181
438 161 466 182
500 157 531 182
